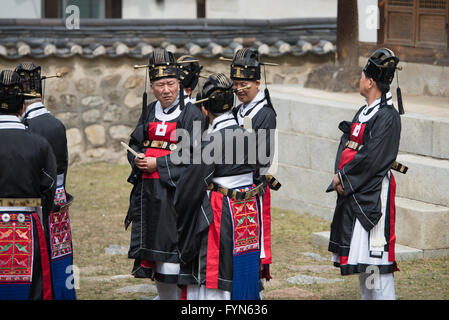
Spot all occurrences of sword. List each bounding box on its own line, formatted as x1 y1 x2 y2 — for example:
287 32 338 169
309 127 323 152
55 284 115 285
392 161 408 174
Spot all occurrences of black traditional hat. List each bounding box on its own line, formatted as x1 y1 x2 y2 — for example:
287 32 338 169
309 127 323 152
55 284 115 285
230 48 261 81
178 55 203 91
200 73 234 114
148 48 178 82
0 70 25 114
363 48 399 85
15 62 42 98
363 48 404 114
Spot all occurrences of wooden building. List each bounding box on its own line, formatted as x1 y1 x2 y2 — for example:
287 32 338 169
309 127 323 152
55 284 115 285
338 0 449 66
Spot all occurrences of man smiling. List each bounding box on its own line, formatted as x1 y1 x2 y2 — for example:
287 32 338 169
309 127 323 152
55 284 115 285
230 48 278 296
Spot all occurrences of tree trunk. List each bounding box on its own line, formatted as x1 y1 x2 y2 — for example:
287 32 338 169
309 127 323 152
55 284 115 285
337 0 359 66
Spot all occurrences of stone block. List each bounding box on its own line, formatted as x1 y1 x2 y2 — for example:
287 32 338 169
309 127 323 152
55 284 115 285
395 244 423 261
124 90 141 109
275 163 337 211
311 231 425 261
66 128 82 147
432 119 449 159
81 96 104 108
311 231 331 248
85 125 105 146
103 104 123 122
277 130 338 173
82 109 101 123
277 130 311 169
395 153 449 207
100 74 121 89
398 114 434 157
124 75 145 89
272 90 356 140
109 125 133 140
75 78 96 94
395 197 449 250
60 94 77 109
55 112 80 128
423 248 449 259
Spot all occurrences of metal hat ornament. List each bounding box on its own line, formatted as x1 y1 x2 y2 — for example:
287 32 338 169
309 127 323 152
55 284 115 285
15 62 62 104
133 48 202 114
219 48 279 116
0 70 30 113
177 55 203 92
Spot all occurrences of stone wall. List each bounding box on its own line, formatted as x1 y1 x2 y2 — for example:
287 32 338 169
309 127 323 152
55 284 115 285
0 55 330 166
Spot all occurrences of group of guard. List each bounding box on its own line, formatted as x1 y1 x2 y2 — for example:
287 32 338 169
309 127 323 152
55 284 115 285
123 46 405 301
0 45 405 300
0 63 76 300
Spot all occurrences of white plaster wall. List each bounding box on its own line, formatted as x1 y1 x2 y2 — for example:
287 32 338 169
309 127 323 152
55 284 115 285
122 0 196 19
122 0 337 19
0 0 41 18
206 0 337 19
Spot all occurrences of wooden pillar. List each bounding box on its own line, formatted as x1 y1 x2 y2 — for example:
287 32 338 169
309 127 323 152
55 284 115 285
336 0 359 66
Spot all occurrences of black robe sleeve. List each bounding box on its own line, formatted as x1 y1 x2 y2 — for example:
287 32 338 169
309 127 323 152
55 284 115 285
39 140 57 220
252 105 277 178
171 149 215 264
338 107 401 197
157 102 205 188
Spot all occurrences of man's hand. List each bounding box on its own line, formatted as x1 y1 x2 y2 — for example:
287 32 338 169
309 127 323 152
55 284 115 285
135 154 157 173
333 173 345 196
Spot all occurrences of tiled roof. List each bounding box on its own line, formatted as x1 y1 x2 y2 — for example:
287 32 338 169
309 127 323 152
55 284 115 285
0 18 336 59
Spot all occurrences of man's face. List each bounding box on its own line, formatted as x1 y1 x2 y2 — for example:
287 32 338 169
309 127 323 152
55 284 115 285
151 78 179 108
232 80 260 104
359 71 373 98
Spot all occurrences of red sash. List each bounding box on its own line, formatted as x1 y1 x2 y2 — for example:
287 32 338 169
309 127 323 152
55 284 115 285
142 121 177 179
338 122 366 170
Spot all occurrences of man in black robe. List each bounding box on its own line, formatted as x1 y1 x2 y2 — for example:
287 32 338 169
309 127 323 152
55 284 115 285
124 48 204 300
164 73 262 299
16 62 76 300
327 48 403 300
230 48 278 285
0 70 57 300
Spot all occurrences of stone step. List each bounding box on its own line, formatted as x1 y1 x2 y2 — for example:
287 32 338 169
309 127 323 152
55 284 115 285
312 231 424 261
273 184 449 251
395 153 449 207
276 126 449 208
271 86 449 160
311 230 449 260
395 197 449 250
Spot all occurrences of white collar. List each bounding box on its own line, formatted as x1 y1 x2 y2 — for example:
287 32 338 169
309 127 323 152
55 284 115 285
21 101 49 120
239 90 265 114
0 115 26 130
155 95 181 121
358 91 393 123
210 112 237 133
